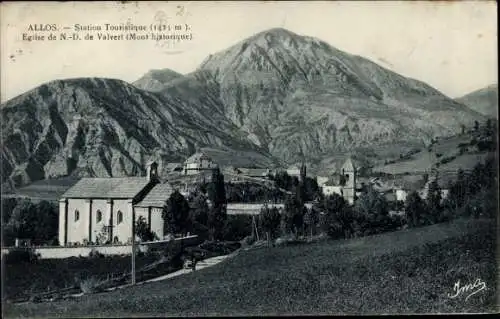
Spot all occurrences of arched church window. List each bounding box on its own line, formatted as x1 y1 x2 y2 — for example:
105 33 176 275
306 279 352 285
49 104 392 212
117 211 123 224
74 210 80 222
96 210 102 223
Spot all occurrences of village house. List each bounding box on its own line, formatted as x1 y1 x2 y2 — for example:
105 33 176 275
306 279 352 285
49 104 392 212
58 162 174 246
394 174 451 203
183 152 218 175
286 165 301 177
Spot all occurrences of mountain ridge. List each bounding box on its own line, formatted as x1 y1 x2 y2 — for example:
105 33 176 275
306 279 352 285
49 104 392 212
456 84 498 119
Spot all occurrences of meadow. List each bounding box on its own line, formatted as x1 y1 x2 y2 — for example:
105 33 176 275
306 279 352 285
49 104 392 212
4 217 496 317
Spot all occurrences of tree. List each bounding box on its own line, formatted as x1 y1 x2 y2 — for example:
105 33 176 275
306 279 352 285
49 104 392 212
135 216 157 242
282 196 304 237
189 193 210 239
260 205 281 244
318 193 351 239
405 191 428 227
353 186 392 235
33 200 59 245
162 190 190 236
485 119 492 137
3 199 58 246
207 168 227 240
273 171 293 191
426 178 442 223
303 206 319 238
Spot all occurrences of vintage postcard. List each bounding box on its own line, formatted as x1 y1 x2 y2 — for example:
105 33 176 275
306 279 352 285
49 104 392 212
1 0 498 317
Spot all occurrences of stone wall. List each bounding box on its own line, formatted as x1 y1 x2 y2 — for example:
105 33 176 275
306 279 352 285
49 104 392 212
1 235 199 259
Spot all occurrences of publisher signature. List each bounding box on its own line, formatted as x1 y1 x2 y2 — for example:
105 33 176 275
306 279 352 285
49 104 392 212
447 278 487 301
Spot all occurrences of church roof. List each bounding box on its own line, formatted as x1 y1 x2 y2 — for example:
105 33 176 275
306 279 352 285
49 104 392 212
185 152 211 164
135 182 174 208
61 177 150 199
341 158 356 172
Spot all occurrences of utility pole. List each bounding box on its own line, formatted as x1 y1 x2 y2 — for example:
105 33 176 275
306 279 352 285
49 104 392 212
131 205 136 285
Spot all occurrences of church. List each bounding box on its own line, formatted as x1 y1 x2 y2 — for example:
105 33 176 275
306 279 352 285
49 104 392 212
321 158 358 204
58 162 174 246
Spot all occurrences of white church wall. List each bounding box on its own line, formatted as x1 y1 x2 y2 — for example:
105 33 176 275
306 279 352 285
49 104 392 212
66 199 87 245
113 199 133 244
150 207 164 239
91 199 107 242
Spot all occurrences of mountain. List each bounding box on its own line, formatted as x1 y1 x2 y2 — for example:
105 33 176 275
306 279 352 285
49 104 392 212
456 84 498 118
157 28 486 166
132 68 183 92
2 28 486 188
1 78 278 188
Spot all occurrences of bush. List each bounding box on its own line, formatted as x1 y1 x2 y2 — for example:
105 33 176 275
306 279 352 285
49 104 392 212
79 276 105 294
4 248 40 264
88 249 104 259
240 235 256 247
223 215 253 241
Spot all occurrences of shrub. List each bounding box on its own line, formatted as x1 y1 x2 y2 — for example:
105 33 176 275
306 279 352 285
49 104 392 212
79 276 105 294
88 249 104 258
222 215 253 241
259 206 281 241
4 248 40 264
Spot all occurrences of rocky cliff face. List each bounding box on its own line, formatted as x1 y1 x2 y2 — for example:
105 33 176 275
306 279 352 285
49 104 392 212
1 28 486 188
1 78 277 187
456 84 498 119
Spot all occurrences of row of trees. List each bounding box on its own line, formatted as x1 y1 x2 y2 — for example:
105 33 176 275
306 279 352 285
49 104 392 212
405 156 497 228
257 155 497 244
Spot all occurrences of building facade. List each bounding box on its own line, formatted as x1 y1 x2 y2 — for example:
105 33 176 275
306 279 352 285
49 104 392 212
183 152 218 175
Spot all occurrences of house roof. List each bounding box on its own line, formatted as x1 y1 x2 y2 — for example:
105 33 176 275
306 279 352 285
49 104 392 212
135 182 174 208
185 152 211 164
61 177 150 199
164 162 183 170
427 173 455 189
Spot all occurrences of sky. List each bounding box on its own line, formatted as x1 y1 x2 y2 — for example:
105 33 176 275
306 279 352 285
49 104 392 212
1 1 497 102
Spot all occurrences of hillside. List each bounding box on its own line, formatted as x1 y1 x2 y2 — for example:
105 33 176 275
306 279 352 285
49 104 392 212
5 218 495 316
1 28 487 187
0 78 278 188
456 84 498 118
372 126 496 176
132 68 183 92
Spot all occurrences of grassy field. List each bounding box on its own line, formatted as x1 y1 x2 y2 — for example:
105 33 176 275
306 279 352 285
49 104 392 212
2 254 159 301
4 218 496 317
